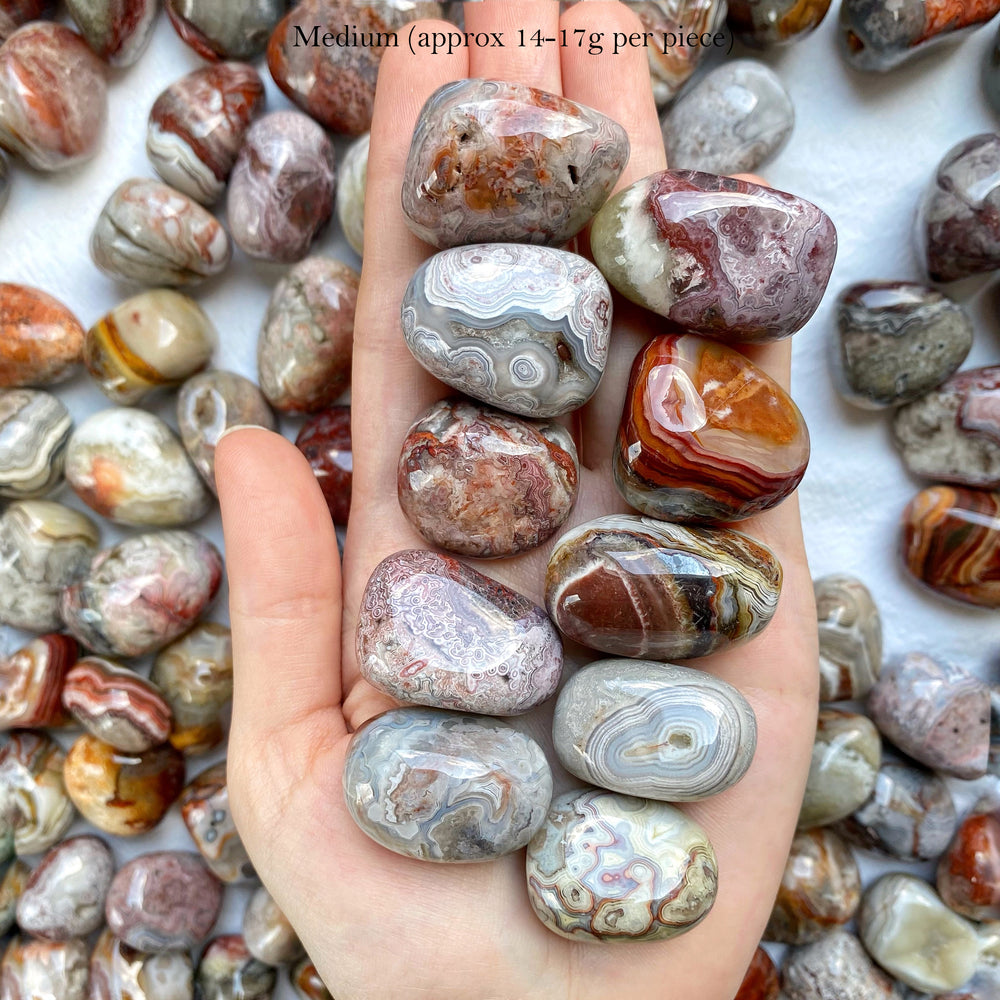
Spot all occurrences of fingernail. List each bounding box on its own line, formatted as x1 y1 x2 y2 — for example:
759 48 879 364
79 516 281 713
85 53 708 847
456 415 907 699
217 424 271 445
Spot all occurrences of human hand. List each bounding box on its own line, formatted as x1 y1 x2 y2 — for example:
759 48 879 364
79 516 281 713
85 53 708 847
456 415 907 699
216 3 819 998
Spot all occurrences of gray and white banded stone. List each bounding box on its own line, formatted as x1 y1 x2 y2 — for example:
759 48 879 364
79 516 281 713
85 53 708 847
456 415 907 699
0 388 71 499
0 937 90 1000
336 131 368 258
782 930 902 1000
243 887 303 966
815 574 882 703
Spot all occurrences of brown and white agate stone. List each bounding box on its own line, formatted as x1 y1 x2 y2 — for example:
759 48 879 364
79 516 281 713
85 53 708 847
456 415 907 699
0 634 77 729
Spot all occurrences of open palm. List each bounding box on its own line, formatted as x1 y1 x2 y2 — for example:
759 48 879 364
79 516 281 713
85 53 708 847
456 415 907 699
217 3 819 998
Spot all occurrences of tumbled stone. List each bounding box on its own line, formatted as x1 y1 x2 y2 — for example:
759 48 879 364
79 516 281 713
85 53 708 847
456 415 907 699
781 930 901 1000
616 333 809 522
358 550 562 717
66 409 213 527
91 178 231 286
0 816 11 865
294 406 351 525
545 514 782 660
336 132 368 257
799 709 881 830
397 399 579 558
987 25 1000 116
0 937 89 1000
526 788 717 943
402 78 629 248
765 828 861 945
833 761 957 861
89 928 195 1000
661 60 794 175
990 686 1000 778
0 1 53 41
0 859 30 936
729 0 832 44
257 257 357 413
869 652 990 778
196 936 276 1000
147 63 265 205
0 388 71 499
0 284 84 388
166 0 285 59
893 366 1000 488
65 0 157 66
62 657 172 753
402 245 611 419
0 730 75 856
64 734 185 837
859 874 979 994
243 888 302 966
815 574 882 703
591 170 837 343
290 959 330 1000
0 22 106 171
936 794 1000 922
16 835 114 940
61 531 223 658
736 947 780 1000
0 634 77 729
180 761 254 884
228 112 336 264
553 659 756 802
85 291 216 405
267 0 442 136
106 852 223 952
177 371 275 494
0 150 6 211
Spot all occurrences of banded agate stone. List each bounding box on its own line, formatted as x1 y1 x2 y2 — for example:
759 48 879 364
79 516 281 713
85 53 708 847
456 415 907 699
815 574 882 703
0 388 71 499
196 936 276 1000
65 0 158 66
343 707 552 863
180 761 254 884
590 169 837 343
0 284 84 388
728 0 833 45
781 931 901 1000
0 937 89 1000
402 245 611 419
291 959 330 1000
336 132 368 257
616 334 809 522
402 79 629 248
936 794 1000 922
525 789 717 943
89 928 195 1000
0 634 77 729
166 0 285 60
295 407 352 525
0 861 30 935
735 948 780 1000
545 514 782 660
243 888 302 965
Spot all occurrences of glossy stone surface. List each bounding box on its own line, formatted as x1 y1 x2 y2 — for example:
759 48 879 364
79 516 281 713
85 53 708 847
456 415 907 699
835 282 972 409
0 859 29 936
197 936 276 1000
0 937 89 1000
834 762 957 861
106 852 223 952
64 734 185 836
148 63 265 205
0 634 77 728
765 828 861 945
0 730 74 855
180 761 253 883
402 245 611 419
729 0 832 45
902 486 1000 607
85 291 216 405
591 169 837 343
661 60 794 175
815 574 882 703
781 930 902 1000
358 550 562 716
336 131 368 257
151 622 232 756
936 794 1000 921
0 1 53 40
257 257 357 412
65 0 158 66
0 22 106 171
61 531 223 658
0 284 84 388
177 370 275 494
89 928 195 1000
289 960 330 1000
243 888 302 966
893 366 1000 488
267 0 442 136
0 388 71 499
869 652 990 778
66 409 213 527
525 789 717 943
62 657 172 753
16 835 114 940
736 947 780 1000
91 178 231 286
402 78 629 248
859 873 979 994
294 406 351 525
553 659 757 801
166 0 284 60
0 150 6 210
397 399 579 558
227 112 336 264
545 514 782 660
616 334 809 522
799 709 881 829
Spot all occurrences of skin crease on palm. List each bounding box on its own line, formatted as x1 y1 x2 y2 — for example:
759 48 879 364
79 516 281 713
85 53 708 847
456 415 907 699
213 2 821 998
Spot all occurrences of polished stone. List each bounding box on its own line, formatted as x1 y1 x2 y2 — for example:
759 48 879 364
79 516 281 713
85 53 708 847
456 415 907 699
65 0 158 66
289 960 330 1000
0 634 77 728
196 936 276 1000
402 78 629 248
615 333 809 522
294 406 351 525
987 25 1000 116
781 930 902 1000
88 928 195 1000
0 284 84 388
815 574 882 703
336 131 368 257
0 388 71 499
180 761 254 883
729 0 833 45
736 947 780 1000
243 887 302 966
545 514 782 660
0 150 6 211
402 245 612 418
936 794 1000 922
526 788 717 943
553 659 757 801
166 0 285 60
590 169 837 343
397 399 579 558
0 859 29 936
0 1 53 40
0 936 89 1000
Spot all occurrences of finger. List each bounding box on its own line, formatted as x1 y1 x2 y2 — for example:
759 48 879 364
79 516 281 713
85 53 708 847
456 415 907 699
465 0 562 92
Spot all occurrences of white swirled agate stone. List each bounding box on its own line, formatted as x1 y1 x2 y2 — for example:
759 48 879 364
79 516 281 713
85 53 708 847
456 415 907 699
552 660 757 801
401 245 611 418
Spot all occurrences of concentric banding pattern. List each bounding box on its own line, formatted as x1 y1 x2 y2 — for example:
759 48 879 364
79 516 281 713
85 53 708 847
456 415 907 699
0 389 71 499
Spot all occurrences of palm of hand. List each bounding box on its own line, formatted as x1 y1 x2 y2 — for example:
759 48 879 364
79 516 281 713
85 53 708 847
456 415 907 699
216 4 820 999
